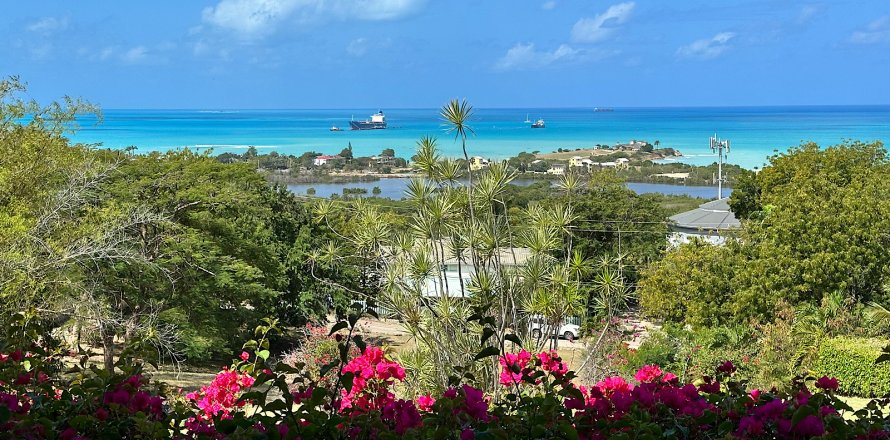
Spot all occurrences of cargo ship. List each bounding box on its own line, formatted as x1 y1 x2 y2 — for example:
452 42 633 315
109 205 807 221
350 111 387 130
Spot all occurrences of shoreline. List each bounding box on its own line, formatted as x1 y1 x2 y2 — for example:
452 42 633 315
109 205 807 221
277 173 735 190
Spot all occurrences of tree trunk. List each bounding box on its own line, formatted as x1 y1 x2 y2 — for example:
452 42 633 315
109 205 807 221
102 329 115 372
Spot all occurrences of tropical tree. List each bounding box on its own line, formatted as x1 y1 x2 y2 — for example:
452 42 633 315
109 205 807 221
314 101 587 395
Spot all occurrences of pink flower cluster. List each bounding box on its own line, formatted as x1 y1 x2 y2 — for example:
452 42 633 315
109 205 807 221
498 350 532 385
339 347 405 412
101 374 164 418
336 347 423 436
185 367 256 420
443 384 491 423
499 349 570 386
538 350 568 377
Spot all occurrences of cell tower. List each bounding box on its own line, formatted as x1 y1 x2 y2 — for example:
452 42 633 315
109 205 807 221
710 133 730 199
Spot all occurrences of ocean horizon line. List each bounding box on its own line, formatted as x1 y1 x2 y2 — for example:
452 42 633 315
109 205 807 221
90 104 890 112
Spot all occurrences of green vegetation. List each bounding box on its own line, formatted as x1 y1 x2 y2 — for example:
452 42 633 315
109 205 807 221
814 337 890 397
3 74 888 421
637 141 890 395
0 77 355 366
642 141 890 325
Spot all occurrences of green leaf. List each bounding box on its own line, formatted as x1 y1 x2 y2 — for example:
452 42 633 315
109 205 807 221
474 346 500 361
353 335 367 354
792 405 816 424
504 333 522 347
257 350 270 360
481 327 495 344
264 399 289 411
329 321 348 336
558 420 579 440
342 371 355 394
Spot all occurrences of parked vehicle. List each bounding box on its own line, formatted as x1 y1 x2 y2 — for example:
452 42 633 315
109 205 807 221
528 315 580 341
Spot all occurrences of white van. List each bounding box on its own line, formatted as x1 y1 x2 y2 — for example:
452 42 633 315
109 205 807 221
528 315 581 341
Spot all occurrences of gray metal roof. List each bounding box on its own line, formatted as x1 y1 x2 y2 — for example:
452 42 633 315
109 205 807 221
669 198 740 232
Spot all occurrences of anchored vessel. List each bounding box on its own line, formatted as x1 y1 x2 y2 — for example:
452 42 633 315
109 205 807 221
531 118 545 129
350 111 387 130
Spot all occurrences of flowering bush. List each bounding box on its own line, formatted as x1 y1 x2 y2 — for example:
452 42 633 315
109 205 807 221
1 316 888 439
280 323 361 387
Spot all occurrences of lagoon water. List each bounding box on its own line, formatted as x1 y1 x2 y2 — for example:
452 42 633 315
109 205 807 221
70 107 890 170
287 179 731 200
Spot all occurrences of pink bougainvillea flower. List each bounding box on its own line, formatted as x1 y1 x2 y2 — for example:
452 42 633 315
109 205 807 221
416 394 435 411
814 376 839 391
240 351 250 361
717 361 737 374
499 350 533 386
537 350 569 377
749 388 761 401
596 376 632 394
634 364 663 383
793 415 825 437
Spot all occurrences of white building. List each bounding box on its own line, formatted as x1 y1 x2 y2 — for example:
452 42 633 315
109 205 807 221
470 156 491 171
547 164 566 175
669 198 740 246
313 155 342 166
420 248 532 298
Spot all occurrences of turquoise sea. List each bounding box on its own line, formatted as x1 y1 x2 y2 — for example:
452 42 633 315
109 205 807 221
70 107 890 169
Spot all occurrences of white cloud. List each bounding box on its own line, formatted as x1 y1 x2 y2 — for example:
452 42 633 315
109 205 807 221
849 16 890 44
346 37 391 57
676 32 736 59
347 38 368 56
542 1 557 11
121 46 150 64
201 0 425 37
796 5 819 24
26 17 69 34
495 43 581 70
571 2 635 43
99 47 116 61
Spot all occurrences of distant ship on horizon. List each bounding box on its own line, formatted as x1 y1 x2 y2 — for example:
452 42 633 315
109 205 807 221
594 107 615 112
350 111 387 130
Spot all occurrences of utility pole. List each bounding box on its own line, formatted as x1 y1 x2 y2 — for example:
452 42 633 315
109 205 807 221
710 133 730 199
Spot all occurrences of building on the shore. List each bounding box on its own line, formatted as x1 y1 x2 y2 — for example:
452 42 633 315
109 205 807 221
587 157 630 169
371 155 395 167
547 164 566 175
313 155 343 166
569 156 597 172
669 198 741 246
470 156 491 171
617 140 649 151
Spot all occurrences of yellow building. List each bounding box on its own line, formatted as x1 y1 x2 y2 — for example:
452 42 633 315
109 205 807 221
470 156 490 171
568 156 585 168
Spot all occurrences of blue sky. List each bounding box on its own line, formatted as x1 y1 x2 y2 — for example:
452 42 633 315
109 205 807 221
2 0 889 108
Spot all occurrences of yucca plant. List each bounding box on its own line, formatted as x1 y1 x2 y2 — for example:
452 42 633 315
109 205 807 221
314 100 592 397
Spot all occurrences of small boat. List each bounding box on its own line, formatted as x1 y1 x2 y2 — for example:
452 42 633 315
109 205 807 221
531 119 545 129
329 126 343 132
524 113 531 123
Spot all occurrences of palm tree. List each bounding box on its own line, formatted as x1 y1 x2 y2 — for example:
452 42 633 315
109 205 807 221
315 99 587 395
441 99 475 168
